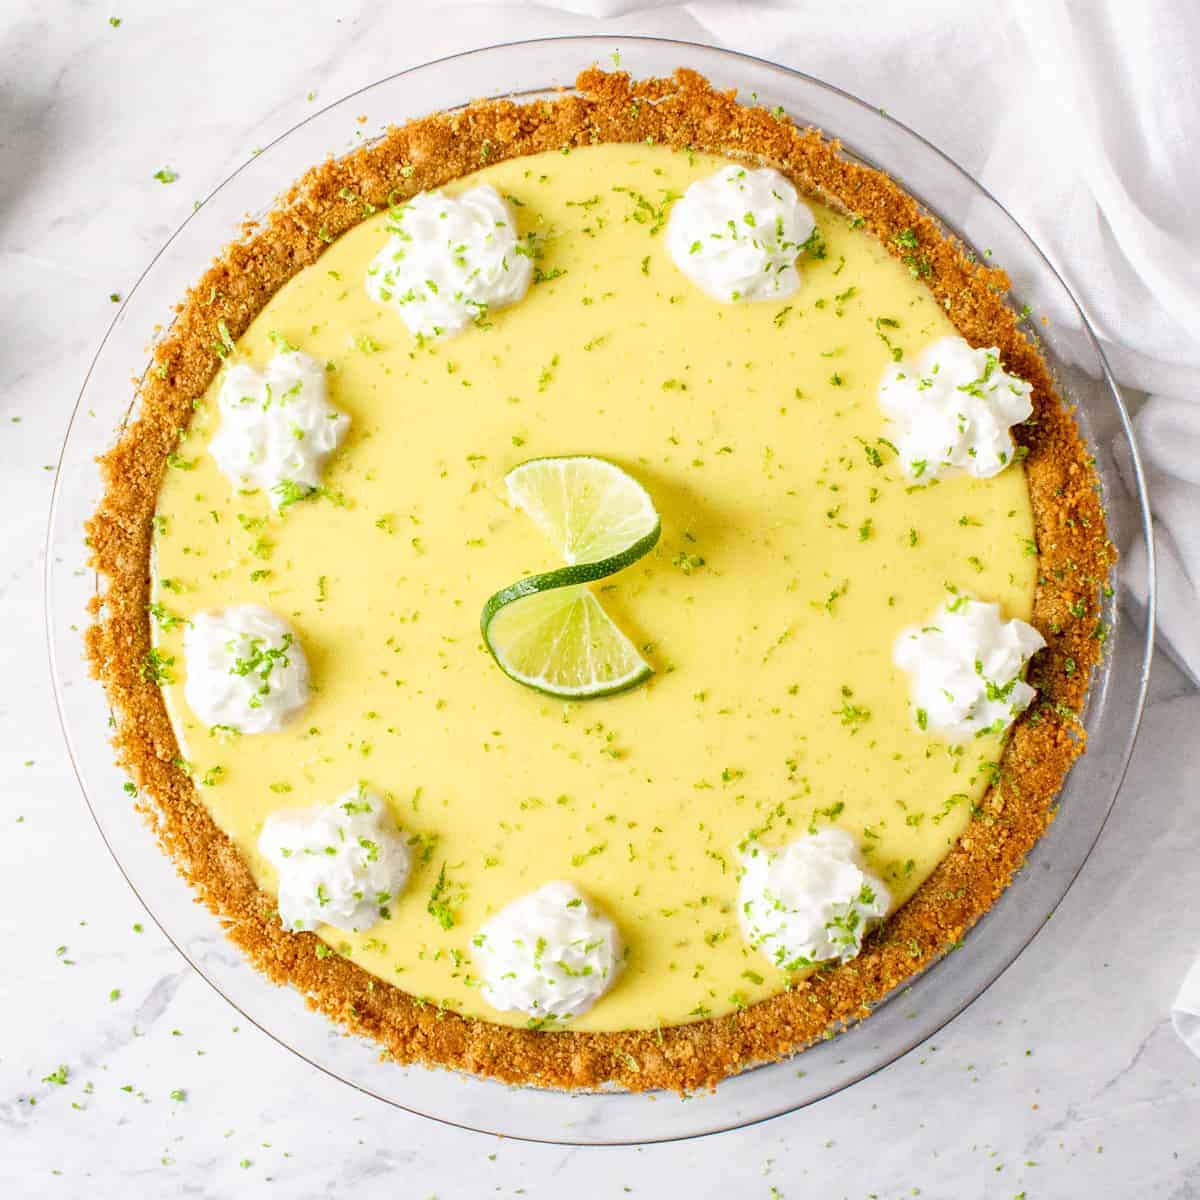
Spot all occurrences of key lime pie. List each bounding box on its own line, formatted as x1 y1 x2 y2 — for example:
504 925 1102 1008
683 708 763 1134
85 68 1111 1092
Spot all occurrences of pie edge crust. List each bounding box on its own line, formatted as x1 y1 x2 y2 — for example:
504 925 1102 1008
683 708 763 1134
83 67 1112 1094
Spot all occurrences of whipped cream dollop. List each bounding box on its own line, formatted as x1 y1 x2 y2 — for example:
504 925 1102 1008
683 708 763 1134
209 349 350 507
739 828 890 969
258 786 411 933
366 185 532 339
666 165 816 303
472 881 623 1022
878 336 1034 481
183 605 310 734
893 593 1046 741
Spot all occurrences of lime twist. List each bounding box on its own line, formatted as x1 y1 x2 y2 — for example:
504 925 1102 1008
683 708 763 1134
481 456 661 698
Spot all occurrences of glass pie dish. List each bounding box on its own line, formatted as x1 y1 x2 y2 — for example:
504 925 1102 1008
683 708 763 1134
46 35 1155 1144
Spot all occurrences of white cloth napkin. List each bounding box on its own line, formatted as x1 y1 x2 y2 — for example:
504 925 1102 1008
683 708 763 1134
1175 959 1200 1058
481 0 1200 1046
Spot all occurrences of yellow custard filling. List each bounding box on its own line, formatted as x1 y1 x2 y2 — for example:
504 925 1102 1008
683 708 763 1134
152 144 1036 1031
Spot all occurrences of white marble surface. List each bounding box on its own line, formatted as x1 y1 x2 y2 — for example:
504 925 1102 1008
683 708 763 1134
3 2 1199 1195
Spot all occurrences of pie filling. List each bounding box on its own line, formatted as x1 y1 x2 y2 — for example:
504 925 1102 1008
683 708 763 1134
150 143 1037 1032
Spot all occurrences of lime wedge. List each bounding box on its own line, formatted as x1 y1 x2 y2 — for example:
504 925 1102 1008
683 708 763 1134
482 456 661 699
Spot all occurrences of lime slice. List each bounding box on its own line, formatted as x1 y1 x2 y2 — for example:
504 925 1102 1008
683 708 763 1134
504 455 660 567
482 579 653 698
482 456 661 699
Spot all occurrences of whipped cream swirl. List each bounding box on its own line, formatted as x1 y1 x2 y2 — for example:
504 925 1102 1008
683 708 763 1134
878 336 1033 481
366 185 532 338
739 828 890 969
666 165 816 302
472 881 623 1022
183 605 310 734
893 593 1046 741
209 349 349 507
258 785 412 933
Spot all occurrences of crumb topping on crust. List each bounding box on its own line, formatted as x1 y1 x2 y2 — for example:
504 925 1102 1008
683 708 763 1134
84 67 1111 1094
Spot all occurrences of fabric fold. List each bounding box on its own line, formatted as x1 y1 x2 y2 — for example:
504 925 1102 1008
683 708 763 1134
1173 959 1200 1058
